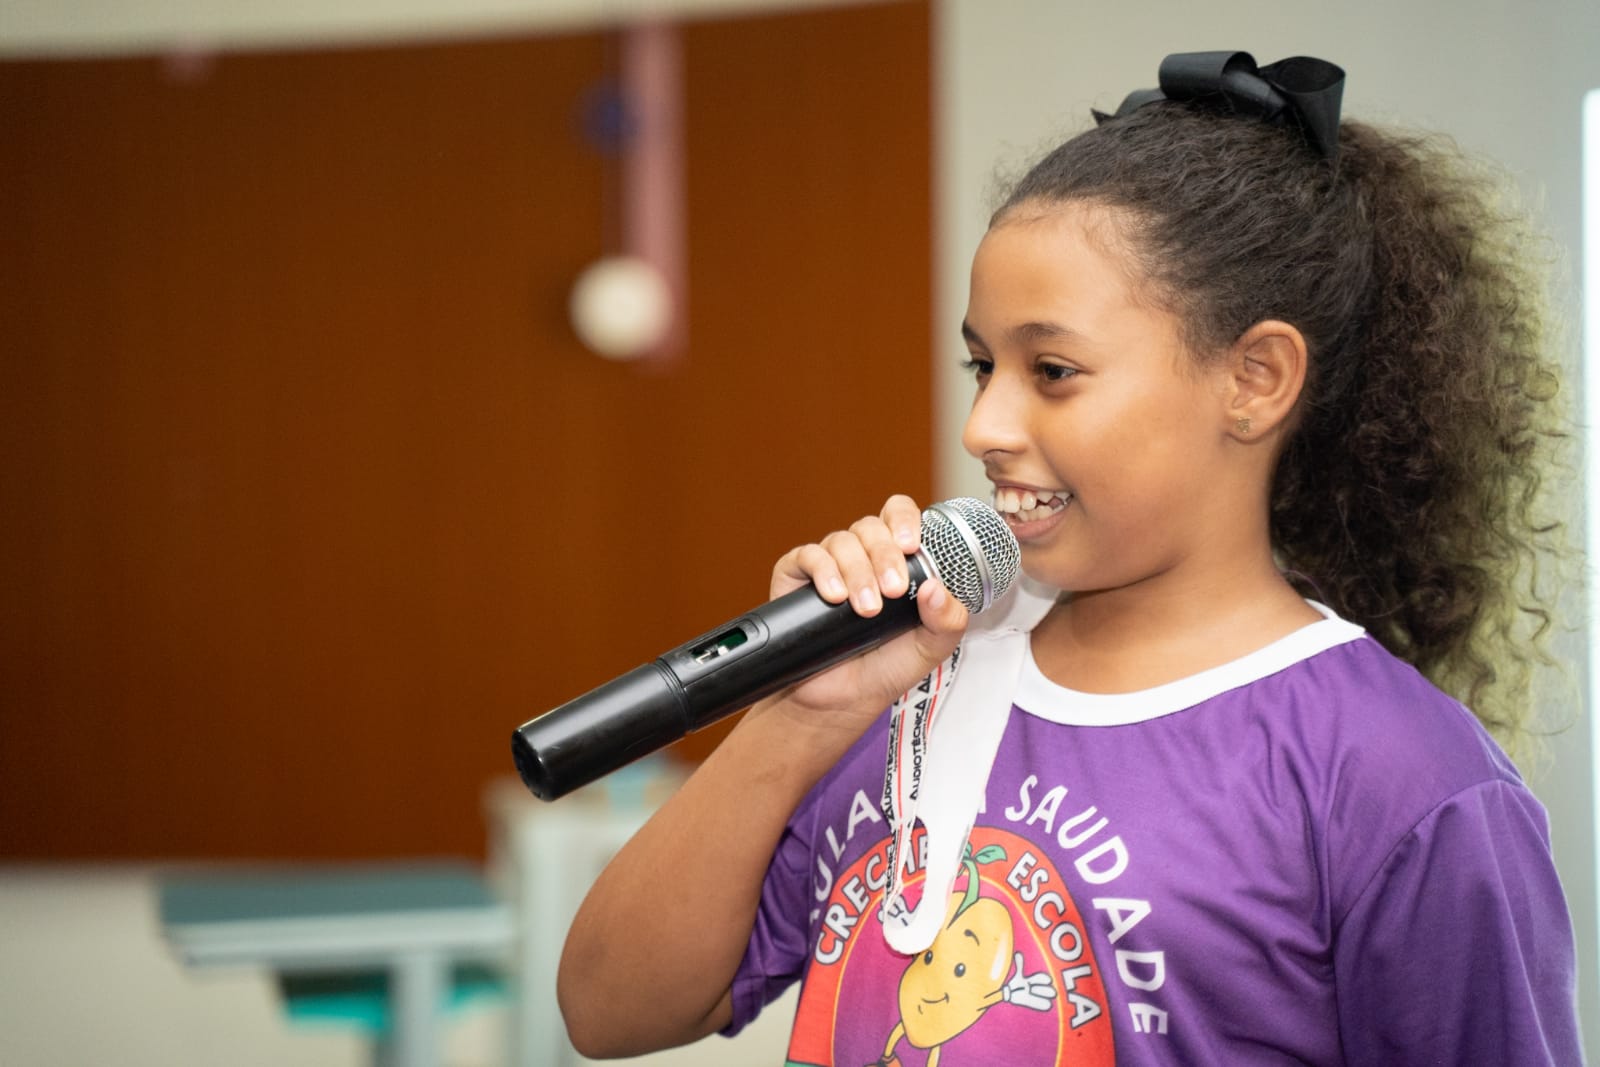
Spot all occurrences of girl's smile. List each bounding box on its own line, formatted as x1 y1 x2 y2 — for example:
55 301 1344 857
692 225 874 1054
990 484 1072 540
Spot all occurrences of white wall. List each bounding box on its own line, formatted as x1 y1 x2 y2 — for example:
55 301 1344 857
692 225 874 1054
935 0 1600 1057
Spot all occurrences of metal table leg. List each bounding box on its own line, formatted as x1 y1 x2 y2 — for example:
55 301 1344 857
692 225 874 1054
390 949 445 1067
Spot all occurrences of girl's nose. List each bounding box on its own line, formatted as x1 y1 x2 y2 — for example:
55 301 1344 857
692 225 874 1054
961 375 1028 461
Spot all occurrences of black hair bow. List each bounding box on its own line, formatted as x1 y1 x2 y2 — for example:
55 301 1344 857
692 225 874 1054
1093 51 1345 162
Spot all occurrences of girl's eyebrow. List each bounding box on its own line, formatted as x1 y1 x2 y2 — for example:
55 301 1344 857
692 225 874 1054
960 320 989 350
961 319 1079 350
1009 320 1079 345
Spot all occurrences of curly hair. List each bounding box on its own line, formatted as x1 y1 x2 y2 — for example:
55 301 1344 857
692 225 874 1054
995 104 1572 759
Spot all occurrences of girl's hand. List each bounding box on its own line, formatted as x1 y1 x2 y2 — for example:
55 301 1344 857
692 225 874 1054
760 495 970 736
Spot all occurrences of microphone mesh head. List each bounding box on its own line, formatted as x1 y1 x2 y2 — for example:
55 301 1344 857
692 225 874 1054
920 497 1021 614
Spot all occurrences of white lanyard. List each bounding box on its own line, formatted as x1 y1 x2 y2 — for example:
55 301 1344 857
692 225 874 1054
881 645 962 912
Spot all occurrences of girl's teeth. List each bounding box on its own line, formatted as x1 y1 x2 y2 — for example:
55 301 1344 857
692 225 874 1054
994 488 1070 518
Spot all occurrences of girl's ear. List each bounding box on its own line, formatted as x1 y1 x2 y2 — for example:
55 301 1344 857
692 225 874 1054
1224 320 1307 441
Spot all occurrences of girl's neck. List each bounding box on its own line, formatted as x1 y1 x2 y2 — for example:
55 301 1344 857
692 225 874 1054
1030 561 1322 695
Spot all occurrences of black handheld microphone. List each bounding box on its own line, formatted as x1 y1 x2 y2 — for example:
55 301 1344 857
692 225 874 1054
511 497 1020 801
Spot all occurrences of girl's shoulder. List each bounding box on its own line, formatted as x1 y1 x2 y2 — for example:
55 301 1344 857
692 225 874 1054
1271 626 1523 792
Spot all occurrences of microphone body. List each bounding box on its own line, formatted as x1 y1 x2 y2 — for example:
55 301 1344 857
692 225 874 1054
512 498 1017 801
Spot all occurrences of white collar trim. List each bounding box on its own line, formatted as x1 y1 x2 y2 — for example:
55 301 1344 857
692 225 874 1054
1016 601 1365 726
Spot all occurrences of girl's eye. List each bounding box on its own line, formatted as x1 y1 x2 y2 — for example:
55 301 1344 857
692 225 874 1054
1038 363 1077 383
960 357 993 379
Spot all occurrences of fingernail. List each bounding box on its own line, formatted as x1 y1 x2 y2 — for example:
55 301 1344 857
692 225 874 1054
858 587 882 612
881 569 904 596
823 576 846 599
927 581 946 609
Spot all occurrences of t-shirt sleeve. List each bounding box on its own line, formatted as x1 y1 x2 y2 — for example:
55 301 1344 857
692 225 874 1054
719 709 893 1038
1333 778 1581 1063
720 807 817 1037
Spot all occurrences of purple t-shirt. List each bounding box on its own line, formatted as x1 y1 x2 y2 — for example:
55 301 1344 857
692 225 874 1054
726 612 1580 1065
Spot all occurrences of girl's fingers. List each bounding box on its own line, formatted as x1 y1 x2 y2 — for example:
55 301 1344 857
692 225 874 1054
824 527 888 615
847 515 911 602
773 534 884 616
763 497 970 714
771 496 929 616
904 577 969 671
880 494 924 555
775 543 849 602
917 576 969 634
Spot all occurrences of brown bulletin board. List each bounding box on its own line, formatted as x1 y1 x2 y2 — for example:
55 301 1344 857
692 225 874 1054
0 2 933 861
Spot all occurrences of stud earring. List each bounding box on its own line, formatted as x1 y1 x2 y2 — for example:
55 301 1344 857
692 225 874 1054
1235 417 1252 435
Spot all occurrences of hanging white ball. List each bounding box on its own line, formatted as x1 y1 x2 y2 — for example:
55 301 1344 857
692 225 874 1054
569 256 673 361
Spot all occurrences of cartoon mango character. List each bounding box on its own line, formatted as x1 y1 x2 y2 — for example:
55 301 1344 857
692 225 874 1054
875 844 1055 1067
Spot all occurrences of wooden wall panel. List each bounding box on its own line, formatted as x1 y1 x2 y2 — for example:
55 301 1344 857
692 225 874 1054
0 1 931 860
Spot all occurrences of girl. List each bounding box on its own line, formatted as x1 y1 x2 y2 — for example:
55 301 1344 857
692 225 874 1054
558 52 1581 1064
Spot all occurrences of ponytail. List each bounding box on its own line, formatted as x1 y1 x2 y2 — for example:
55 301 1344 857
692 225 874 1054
1274 123 1568 752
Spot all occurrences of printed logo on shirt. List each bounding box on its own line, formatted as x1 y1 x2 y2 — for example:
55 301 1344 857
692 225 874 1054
787 823 1116 1067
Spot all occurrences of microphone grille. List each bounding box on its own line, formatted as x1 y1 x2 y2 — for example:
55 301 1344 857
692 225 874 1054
920 497 1021 615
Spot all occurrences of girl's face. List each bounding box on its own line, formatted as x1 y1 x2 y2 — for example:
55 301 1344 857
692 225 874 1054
960 201 1242 596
